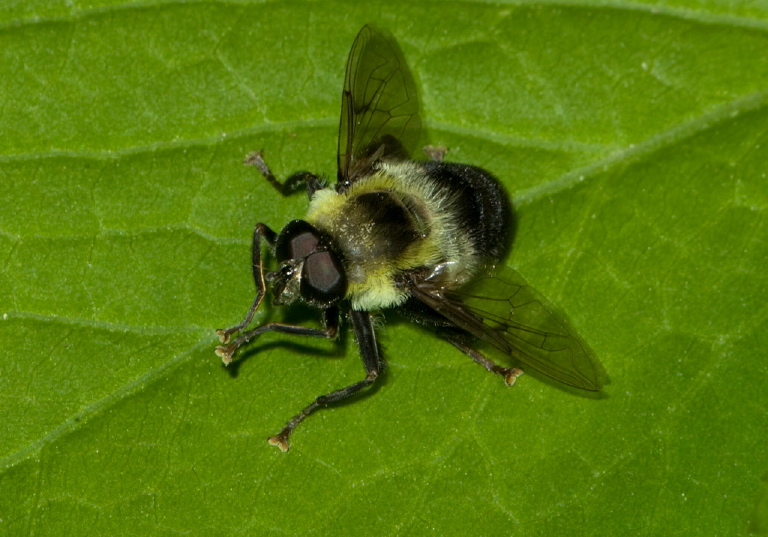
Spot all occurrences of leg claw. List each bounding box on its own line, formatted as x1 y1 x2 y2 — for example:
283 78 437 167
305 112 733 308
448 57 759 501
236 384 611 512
504 368 524 387
215 328 232 344
268 435 290 452
214 344 236 365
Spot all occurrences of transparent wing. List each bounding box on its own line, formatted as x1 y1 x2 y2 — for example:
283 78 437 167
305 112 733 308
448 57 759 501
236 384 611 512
410 269 607 391
337 24 421 186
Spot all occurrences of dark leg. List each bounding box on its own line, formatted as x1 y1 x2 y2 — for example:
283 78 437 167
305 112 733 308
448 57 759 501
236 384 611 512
440 331 523 387
244 150 324 197
268 309 383 452
215 223 277 346
216 306 340 365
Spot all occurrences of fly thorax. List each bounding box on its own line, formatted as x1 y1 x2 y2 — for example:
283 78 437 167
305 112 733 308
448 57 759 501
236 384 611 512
339 190 430 276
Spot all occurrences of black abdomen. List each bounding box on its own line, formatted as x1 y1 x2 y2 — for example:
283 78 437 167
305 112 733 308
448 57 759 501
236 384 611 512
420 161 511 262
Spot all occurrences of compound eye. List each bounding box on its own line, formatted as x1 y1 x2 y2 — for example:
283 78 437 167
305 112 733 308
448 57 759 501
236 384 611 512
287 231 319 260
301 251 346 304
275 220 320 261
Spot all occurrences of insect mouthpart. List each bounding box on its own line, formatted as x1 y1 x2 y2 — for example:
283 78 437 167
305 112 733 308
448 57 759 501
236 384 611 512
268 262 303 306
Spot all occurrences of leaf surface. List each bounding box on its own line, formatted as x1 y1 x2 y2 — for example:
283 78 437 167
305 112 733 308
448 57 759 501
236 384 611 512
1 2 767 535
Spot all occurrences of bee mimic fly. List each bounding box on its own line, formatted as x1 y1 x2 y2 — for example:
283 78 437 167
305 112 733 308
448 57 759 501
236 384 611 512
215 24 606 451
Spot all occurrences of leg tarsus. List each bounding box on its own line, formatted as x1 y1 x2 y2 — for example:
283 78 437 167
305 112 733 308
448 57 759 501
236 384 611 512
216 319 339 366
244 150 283 193
442 332 523 386
503 367 524 387
214 343 237 365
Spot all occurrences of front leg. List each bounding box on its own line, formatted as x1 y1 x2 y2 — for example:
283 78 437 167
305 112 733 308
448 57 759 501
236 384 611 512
216 306 340 365
215 222 277 346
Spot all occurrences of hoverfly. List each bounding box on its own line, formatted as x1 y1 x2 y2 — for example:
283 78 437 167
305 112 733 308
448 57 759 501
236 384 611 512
216 24 606 451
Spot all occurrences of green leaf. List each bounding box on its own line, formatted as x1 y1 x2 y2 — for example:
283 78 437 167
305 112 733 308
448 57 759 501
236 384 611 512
2 2 767 535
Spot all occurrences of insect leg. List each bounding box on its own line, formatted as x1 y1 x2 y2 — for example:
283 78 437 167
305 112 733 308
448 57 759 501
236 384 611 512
244 150 323 197
268 309 382 452
216 306 340 365
440 331 524 387
216 222 277 346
